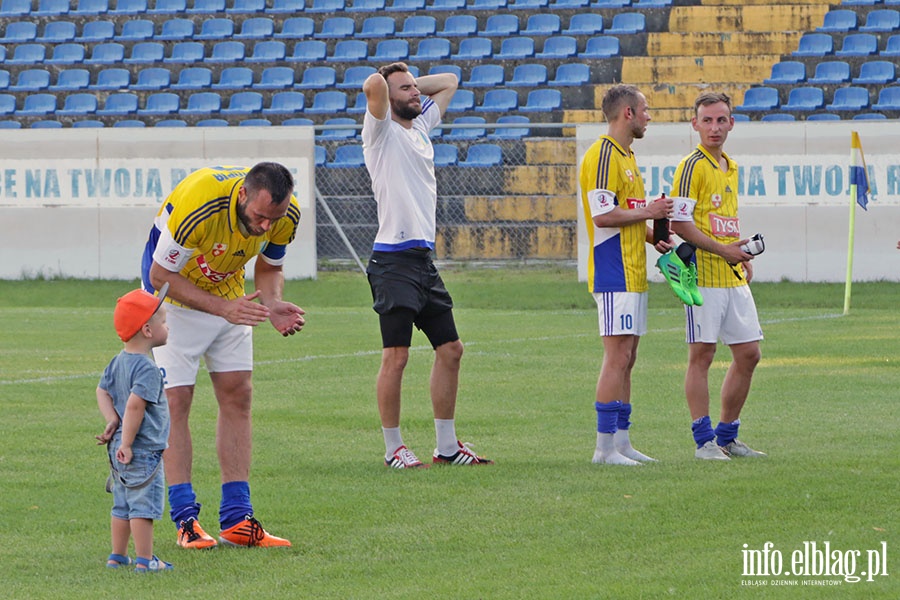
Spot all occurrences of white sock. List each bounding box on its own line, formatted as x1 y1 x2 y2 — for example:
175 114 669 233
434 419 459 457
593 432 640 466
383 427 404 459
613 429 657 462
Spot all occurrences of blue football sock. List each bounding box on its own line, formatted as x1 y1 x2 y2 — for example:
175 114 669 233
595 400 622 434
617 402 633 431
691 416 715 449
220 481 253 530
715 419 740 447
168 483 201 526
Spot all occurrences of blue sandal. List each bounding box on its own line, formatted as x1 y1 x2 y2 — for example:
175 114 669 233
134 555 173 573
106 553 132 569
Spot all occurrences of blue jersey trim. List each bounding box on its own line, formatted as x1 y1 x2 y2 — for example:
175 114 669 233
141 225 161 293
373 239 435 252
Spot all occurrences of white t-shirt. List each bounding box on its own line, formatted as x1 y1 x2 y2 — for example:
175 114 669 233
362 97 442 251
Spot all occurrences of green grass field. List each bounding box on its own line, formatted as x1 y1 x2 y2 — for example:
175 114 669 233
0 270 897 599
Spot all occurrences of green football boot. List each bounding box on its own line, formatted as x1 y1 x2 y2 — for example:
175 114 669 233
683 261 704 307
656 250 694 306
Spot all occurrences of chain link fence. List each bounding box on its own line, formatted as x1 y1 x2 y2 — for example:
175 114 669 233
314 122 578 270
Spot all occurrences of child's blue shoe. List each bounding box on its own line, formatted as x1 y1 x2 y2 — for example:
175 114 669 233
106 553 132 569
134 555 173 573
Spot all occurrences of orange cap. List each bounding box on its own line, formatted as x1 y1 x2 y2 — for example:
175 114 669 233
113 283 169 342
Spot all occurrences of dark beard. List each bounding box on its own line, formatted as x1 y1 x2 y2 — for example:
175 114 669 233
393 103 421 121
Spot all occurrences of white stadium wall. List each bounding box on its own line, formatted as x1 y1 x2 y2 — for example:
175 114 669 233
576 121 900 283
0 127 316 280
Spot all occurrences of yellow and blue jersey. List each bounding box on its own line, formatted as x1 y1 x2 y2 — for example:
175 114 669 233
141 166 301 303
672 145 744 288
579 135 648 293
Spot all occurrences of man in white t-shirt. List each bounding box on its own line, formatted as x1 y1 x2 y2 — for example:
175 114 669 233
361 62 492 469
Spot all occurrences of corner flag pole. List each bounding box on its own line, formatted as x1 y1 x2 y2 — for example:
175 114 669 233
843 180 856 315
844 131 870 315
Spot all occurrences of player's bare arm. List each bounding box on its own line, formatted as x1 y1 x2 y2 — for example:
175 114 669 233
414 72 458 116
671 219 752 265
363 73 390 120
593 195 672 228
95 387 120 445
254 258 305 337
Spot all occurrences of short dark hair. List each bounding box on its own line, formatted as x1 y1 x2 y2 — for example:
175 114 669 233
601 84 642 122
694 92 732 115
378 62 409 80
244 162 294 205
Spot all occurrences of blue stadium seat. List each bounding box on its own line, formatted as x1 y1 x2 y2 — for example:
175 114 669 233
410 38 451 61
1 22 36 43
187 0 224 12
327 145 365 169
764 61 806 85
212 66 254 89
550 0 589 7
781 87 825 111
157 18 194 40
495 37 535 60
276 17 315 39
30 120 64 128
0 120 22 128
255 66 294 89
348 0 385 11
10 69 51 92
206 41 245 62
132 67 171 90
735 87 779 111
326 40 367 62
592 0 628 5
72 0 109 14
50 68 91 91
315 17 355 39
220 91 263 115
476 89 518 112
521 88 562 112
171 66 212 89
357 16 395 38
853 60 895 84
429 64 462 79
346 91 367 114
433 144 458 167
825 86 870 111
296 66 337 89
479 14 519 37
0 70 7 90
433 0 468 7
125 42 165 64
631 0 668 6
266 0 304 13
606 12 645 35
522 13 561 36
110 0 147 14
35 0 71 15
452 38 492 60
580 36 620 59
805 113 840 121
195 118 228 126
467 0 506 9
549 62 590 86
195 17 234 40
84 42 125 65
447 89 475 112
386 0 424 10
0 94 15 116
47 43 87 65
337 66 376 89
537 36 577 59
507 64 548 87
835 33 878 57
564 13 603 35
816 9 856 32
227 0 264 13
318 117 358 139
263 91 306 114
37 21 77 43
307 0 343 12
113 119 146 127
90 68 131 90
881 34 900 56
239 118 272 126
488 115 530 139
155 119 188 126
0 0 30 15
853 112 887 120
314 145 326 166
399 15 437 37
289 40 327 62
792 33 833 57
7 44 47 64
246 41 286 63
235 17 274 39
17 93 57 117
445 116 486 140
760 113 795 122
459 144 502 168
859 9 900 32
58 93 98 116
464 64 505 87
73 119 106 127
510 0 547 7
871 86 900 110
440 15 477 37
369 40 409 62
138 92 181 115
306 90 347 114
118 19 155 41
77 20 115 42
808 61 851 84
165 41 205 63
149 0 186 13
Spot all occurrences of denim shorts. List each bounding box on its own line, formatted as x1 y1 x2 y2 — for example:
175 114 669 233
109 446 165 521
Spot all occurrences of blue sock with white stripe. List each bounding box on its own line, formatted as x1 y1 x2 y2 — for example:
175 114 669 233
715 419 740 447
168 483 201 527
596 401 622 434
691 416 715 449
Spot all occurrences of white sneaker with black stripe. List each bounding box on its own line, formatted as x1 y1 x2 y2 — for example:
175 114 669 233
385 445 428 469
433 441 493 465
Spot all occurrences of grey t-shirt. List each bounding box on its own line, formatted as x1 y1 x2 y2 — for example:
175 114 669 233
98 350 169 451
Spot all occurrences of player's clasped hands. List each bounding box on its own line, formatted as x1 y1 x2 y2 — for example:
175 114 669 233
224 291 271 327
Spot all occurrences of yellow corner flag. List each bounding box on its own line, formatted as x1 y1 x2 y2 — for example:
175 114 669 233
844 132 870 314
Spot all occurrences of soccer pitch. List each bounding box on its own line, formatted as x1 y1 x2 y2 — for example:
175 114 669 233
0 270 896 599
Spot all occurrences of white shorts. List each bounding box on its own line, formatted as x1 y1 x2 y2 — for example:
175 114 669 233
593 291 648 337
152 303 253 388
685 286 763 345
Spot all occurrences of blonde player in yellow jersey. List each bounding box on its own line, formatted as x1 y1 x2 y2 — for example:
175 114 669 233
579 84 674 466
670 92 766 461
141 163 305 548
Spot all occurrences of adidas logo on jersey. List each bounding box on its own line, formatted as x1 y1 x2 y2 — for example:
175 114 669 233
232 249 246 257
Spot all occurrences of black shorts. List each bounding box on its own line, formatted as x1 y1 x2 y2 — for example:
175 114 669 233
366 249 459 348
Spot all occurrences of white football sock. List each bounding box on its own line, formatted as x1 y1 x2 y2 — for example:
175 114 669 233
383 427 404 460
593 432 640 466
434 419 459 457
614 429 657 462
